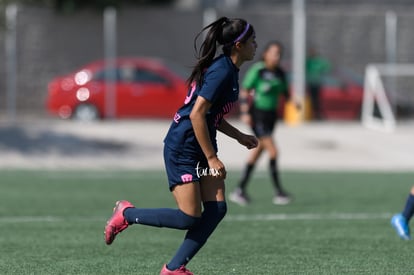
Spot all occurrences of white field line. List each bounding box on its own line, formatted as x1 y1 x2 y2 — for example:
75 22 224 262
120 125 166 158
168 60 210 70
225 213 393 221
0 213 393 223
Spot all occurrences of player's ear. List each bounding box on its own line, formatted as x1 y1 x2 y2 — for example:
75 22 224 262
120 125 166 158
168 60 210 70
234 41 243 50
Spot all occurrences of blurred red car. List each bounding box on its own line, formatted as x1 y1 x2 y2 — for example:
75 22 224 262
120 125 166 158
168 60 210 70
317 69 364 120
46 57 189 120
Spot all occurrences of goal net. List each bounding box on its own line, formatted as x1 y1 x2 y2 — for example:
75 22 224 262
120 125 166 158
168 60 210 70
362 63 414 132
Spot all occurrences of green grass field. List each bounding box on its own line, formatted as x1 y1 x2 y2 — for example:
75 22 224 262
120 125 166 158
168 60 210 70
1 170 413 275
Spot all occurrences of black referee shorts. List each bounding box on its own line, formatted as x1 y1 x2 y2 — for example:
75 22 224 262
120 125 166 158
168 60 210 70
250 107 277 138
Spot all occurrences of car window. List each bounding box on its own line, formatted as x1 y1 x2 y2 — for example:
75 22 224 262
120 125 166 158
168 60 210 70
322 75 341 87
119 66 135 82
134 68 169 84
92 66 170 85
92 68 121 81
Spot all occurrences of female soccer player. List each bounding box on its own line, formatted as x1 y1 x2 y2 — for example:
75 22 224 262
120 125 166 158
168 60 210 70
104 17 258 275
391 185 414 240
229 41 294 206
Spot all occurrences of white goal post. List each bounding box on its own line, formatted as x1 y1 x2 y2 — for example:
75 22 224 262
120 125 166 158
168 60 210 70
362 63 414 132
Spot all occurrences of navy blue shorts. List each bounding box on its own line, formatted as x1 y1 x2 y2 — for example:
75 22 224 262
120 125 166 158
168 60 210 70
163 145 209 191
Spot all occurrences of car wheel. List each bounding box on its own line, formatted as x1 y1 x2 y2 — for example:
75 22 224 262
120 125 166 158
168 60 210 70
73 104 100 121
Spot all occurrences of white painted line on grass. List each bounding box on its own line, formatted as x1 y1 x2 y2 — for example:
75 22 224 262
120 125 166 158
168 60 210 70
225 213 393 221
0 213 393 223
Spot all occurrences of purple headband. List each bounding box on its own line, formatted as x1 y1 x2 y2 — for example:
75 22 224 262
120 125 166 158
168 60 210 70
233 23 250 43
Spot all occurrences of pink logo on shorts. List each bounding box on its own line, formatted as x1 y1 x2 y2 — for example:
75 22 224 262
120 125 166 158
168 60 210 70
181 174 193 183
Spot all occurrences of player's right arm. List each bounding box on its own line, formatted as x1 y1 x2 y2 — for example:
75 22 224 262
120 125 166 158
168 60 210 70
190 96 226 179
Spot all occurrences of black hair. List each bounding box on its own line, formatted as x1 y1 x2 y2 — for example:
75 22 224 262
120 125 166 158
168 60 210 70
187 17 254 87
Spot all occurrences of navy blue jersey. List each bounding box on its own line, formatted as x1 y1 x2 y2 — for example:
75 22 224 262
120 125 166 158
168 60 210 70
164 54 239 156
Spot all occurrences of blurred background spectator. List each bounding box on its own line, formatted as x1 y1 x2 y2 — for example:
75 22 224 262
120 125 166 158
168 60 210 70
306 47 331 120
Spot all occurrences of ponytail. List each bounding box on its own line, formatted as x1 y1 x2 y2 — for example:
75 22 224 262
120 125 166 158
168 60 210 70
187 17 254 87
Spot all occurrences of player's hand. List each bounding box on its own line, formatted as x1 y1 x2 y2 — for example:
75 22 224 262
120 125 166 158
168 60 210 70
294 101 302 110
288 97 302 111
238 133 258 150
207 156 227 179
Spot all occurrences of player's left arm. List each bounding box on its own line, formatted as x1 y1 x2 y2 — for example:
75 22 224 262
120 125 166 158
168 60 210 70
218 119 258 150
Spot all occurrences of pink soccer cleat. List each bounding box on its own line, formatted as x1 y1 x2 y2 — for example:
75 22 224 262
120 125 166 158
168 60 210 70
104 200 135 245
160 264 194 275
